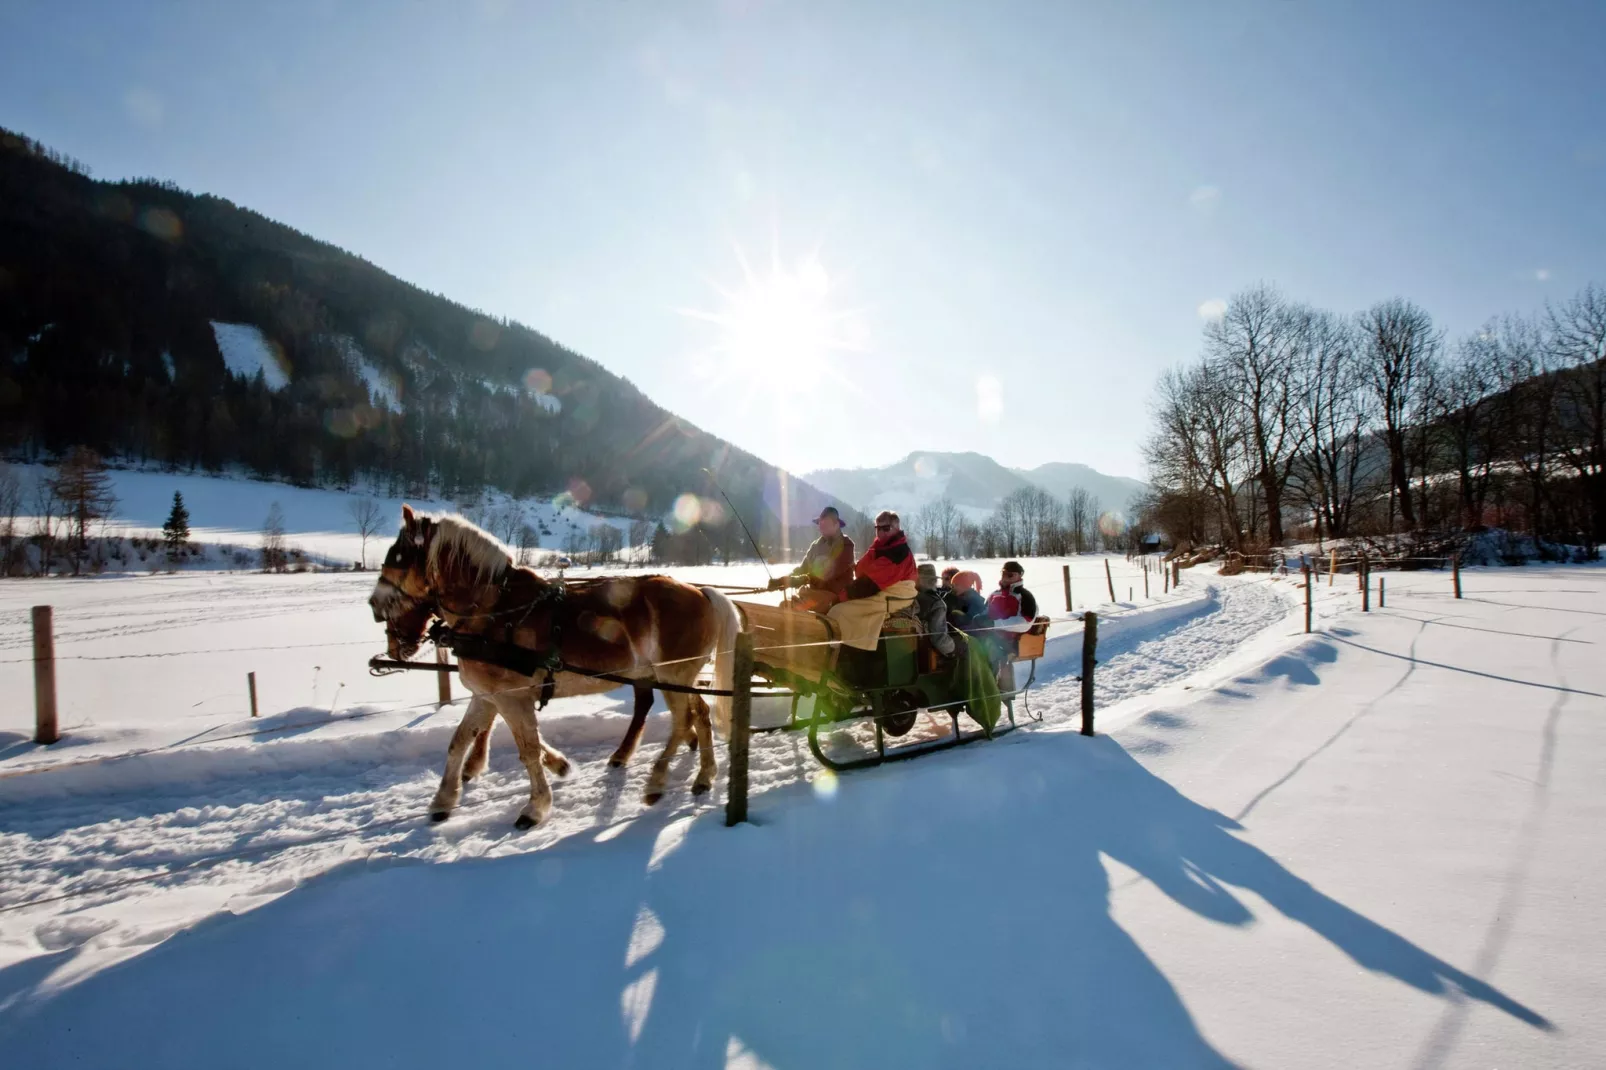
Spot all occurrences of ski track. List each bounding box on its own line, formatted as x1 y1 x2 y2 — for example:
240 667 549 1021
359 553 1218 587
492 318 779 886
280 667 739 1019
0 576 1289 963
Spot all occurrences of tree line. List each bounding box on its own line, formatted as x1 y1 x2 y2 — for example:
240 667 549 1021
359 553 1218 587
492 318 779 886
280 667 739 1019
1139 283 1606 554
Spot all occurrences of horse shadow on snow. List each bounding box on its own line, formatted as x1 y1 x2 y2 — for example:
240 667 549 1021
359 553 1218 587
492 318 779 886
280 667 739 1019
0 732 1549 1069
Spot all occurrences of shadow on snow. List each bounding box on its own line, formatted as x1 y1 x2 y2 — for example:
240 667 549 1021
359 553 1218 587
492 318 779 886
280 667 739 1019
0 729 1549 1069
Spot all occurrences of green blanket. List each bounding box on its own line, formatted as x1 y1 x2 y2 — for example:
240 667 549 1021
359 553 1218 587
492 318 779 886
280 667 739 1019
955 635 1003 734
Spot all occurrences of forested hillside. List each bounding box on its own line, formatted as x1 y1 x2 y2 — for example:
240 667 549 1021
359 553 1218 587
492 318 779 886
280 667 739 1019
0 127 850 552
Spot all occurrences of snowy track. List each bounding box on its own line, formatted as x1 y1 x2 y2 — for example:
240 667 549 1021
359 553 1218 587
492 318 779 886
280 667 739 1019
0 571 1291 973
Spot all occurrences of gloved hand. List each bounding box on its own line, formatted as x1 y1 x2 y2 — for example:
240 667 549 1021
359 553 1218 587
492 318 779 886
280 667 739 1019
766 576 790 591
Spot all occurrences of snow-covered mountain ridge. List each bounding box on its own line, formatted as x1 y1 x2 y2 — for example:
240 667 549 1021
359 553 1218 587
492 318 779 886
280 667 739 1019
803 451 1148 519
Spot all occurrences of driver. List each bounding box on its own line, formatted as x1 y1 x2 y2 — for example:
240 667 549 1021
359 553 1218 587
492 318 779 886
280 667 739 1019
768 506 855 614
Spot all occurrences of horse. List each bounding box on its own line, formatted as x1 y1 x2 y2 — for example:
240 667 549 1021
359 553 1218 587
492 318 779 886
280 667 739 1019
368 505 741 828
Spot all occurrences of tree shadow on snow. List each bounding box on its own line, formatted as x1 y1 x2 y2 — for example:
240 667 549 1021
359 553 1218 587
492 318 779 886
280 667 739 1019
0 735 1550 1069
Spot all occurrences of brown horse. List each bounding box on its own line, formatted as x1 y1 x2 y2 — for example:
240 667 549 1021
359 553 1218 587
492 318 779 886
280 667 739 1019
369 505 740 828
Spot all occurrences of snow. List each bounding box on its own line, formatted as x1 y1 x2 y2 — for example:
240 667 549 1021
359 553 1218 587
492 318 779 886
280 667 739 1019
0 560 1601 1066
6 465 642 567
210 322 288 390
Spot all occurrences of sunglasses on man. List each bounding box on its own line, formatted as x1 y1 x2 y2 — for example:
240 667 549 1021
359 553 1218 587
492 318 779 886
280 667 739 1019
875 523 894 532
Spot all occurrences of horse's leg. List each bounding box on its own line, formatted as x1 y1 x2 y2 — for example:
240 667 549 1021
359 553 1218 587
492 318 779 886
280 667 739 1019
690 693 717 796
643 694 691 805
494 691 554 829
608 685 654 768
429 695 496 821
463 724 492 782
539 737 572 777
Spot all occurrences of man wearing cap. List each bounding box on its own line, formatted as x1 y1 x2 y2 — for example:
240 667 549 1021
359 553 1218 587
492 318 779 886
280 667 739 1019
914 563 956 657
768 505 855 614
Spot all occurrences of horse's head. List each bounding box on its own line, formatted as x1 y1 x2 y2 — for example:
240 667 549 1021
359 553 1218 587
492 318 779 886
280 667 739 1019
369 504 437 659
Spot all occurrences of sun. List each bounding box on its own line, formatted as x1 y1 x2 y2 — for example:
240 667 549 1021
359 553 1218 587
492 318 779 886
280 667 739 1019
680 245 868 394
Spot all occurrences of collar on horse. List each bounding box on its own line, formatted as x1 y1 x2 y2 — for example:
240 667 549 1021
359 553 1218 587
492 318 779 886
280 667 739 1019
430 576 570 707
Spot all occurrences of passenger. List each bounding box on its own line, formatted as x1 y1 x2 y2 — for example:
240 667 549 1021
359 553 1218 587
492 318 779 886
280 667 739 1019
768 506 854 614
947 570 988 632
939 566 959 593
826 509 918 652
985 560 1038 692
986 560 1039 637
914 563 956 658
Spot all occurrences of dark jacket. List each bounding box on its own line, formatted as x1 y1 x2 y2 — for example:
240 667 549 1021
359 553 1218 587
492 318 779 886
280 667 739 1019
946 587 988 632
915 586 956 656
845 531 916 599
789 533 855 599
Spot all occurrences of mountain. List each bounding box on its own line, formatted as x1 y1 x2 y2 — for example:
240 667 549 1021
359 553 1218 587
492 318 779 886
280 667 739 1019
0 127 856 551
803 451 1148 519
1011 462 1149 515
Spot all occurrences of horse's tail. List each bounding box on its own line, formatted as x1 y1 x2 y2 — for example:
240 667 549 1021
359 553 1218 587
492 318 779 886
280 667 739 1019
700 586 742 739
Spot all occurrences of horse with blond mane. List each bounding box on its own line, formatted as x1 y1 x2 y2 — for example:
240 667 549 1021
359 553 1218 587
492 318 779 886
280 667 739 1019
368 505 740 828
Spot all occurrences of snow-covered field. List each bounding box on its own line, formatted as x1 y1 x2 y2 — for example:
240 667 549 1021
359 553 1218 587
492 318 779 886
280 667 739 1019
1 558 1601 1067
6 464 641 567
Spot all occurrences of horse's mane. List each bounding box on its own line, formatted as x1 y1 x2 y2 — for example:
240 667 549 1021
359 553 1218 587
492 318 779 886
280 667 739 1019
427 513 514 587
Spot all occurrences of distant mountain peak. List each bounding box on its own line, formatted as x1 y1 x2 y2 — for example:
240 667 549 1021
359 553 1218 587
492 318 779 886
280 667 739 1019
803 451 1147 519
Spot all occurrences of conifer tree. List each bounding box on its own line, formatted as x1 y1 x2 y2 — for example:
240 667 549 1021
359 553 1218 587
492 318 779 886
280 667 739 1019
162 491 190 559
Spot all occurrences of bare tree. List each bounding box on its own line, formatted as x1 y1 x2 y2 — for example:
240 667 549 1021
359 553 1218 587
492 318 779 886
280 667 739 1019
261 501 288 572
51 447 118 575
1208 286 1309 546
1065 487 1096 553
0 464 22 576
1147 363 1248 548
1292 312 1376 540
1359 299 1441 531
628 518 652 557
348 497 384 569
1431 330 1508 531
1549 284 1606 545
929 497 960 558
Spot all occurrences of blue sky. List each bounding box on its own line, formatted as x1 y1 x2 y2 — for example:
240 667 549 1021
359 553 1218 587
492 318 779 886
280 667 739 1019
3 0 1603 480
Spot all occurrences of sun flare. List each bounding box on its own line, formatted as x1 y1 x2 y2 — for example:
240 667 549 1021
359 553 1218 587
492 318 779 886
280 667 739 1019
680 246 868 396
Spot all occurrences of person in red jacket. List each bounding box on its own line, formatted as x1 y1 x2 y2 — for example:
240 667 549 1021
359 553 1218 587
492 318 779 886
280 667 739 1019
845 511 918 598
826 510 919 651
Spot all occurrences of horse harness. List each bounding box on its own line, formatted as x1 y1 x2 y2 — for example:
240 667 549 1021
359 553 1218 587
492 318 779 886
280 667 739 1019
412 579 734 705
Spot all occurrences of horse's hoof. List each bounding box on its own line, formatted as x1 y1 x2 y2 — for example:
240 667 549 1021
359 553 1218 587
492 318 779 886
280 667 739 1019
552 760 572 777
643 791 664 806
692 781 711 796
607 756 626 769
514 814 537 831
430 811 450 823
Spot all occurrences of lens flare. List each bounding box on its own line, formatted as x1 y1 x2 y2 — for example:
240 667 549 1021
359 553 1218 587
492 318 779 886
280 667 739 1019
812 769 839 801
671 493 702 532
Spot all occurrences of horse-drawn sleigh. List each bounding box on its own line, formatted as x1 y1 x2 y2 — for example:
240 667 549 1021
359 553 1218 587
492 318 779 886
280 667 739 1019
368 507 1049 827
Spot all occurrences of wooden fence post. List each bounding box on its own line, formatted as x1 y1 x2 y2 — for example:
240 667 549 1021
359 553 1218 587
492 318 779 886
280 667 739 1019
1361 562 1370 612
725 629 755 827
1453 553 1462 599
436 645 452 705
1062 563 1072 611
1080 611 1097 737
1379 576 1386 608
1329 548 1337 586
247 671 259 718
1358 553 1366 592
1302 566 1312 634
1143 566 1149 599
1104 559 1116 602
1173 560 1181 587
32 606 58 745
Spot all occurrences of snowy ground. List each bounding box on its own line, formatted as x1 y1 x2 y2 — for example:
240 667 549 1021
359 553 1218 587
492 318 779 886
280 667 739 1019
2 560 1601 1067
5 464 640 567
